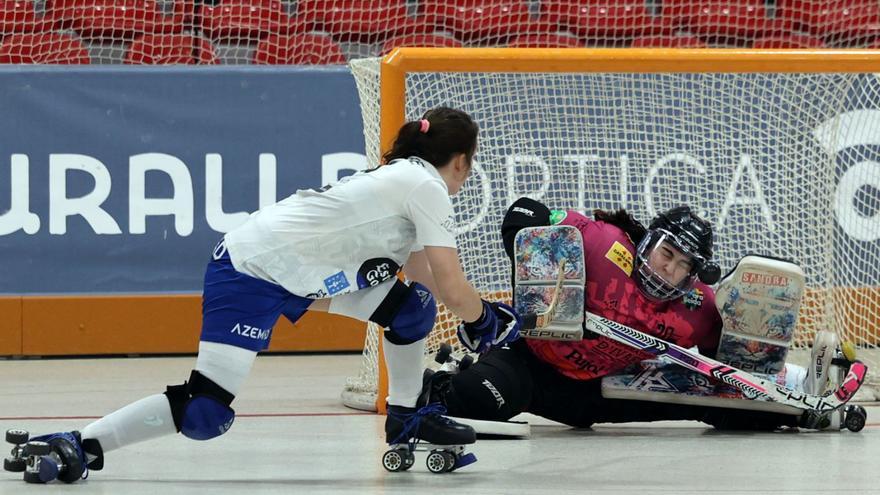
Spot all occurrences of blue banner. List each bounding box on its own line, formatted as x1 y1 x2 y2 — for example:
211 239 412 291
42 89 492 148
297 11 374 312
0 67 368 294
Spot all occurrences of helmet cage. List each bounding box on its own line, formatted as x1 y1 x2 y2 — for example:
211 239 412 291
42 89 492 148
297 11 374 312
635 229 706 302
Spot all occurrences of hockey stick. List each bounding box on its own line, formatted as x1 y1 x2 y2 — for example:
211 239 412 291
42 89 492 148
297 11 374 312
521 259 567 330
583 311 867 413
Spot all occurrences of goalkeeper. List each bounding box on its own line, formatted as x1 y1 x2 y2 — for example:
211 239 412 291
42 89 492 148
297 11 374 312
427 197 843 431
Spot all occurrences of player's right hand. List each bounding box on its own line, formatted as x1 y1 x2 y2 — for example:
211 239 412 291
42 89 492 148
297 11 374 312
457 300 522 353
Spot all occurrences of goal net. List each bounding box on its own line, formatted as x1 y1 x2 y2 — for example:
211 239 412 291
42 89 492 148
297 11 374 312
342 48 880 412
0 0 878 64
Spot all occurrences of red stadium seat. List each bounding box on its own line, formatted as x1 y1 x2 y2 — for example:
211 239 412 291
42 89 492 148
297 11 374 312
0 1 52 34
630 34 707 47
253 32 346 64
298 0 422 42
661 0 774 41
124 33 219 64
420 0 539 43
540 0 662 43
199 0 290 41
0 31 90 63
381 32 462 54
507 32 584 47
47 0 181 39
751 33 825 48
776 0 880 46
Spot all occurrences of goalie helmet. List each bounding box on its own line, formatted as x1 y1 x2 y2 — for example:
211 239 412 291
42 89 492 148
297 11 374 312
634 206 721 302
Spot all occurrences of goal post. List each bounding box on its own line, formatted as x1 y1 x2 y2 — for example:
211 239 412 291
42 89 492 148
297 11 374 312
344 48 880 413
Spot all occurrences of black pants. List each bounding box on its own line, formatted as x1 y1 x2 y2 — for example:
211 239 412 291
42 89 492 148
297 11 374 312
439 340 798 431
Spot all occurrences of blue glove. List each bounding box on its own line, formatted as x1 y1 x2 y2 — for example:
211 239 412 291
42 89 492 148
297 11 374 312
457 300 523 353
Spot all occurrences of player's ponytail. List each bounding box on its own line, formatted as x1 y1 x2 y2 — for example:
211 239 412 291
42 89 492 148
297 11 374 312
382 106 478 169
593 209 647 245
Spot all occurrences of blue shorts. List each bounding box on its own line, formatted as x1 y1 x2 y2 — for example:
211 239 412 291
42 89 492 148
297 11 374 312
200 242 312 352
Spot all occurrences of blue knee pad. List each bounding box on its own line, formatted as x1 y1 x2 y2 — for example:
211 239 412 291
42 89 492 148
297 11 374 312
165 370 236 441
370 280 437 345
180 396 235 441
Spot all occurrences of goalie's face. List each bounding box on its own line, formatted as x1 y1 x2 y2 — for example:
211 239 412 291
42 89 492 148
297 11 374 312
635 231 702 302
648 241 694 286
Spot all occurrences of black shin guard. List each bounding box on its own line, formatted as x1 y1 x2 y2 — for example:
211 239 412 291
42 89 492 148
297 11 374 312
441 347 533 421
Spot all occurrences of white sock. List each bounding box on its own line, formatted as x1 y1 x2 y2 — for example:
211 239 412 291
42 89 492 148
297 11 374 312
82 342 257 454
194 341 257 396
383 336 426 408
81 394 175 454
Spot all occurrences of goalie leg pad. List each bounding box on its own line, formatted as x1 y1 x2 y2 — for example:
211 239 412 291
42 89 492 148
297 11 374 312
370 280 437 345
165 370 236 441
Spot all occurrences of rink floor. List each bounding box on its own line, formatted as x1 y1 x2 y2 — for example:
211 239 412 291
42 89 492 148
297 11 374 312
1 353 878 494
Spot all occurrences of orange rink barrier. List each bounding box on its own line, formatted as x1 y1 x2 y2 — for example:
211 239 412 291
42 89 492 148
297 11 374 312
0 295 365 356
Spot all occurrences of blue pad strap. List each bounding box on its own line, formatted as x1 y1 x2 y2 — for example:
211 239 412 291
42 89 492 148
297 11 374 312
180 395 236 441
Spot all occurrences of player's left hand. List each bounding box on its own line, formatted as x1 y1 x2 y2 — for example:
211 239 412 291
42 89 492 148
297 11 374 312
457 300 522 353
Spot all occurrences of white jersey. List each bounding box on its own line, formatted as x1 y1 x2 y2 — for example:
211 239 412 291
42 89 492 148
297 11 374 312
224 157 456 298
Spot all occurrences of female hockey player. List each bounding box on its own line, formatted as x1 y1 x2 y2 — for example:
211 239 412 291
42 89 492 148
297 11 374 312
13 107 523 482
428 197 833 431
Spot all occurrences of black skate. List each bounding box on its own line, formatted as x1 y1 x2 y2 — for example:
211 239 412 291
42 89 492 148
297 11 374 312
4 430 98 483
382 403 477 473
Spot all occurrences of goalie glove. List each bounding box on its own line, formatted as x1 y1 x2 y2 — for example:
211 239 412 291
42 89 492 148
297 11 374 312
457 300 523 353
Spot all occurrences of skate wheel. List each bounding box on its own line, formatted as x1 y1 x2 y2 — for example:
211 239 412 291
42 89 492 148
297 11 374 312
382 449 408 472
844 405 867 433
460 355 474 371
425 450 454 474
23 470 46 484
4 457 26 472
5 429 28 445
435 343 452 365
23 441 51 457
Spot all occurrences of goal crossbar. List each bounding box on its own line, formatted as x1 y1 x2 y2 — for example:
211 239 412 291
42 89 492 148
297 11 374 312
380 48 880 154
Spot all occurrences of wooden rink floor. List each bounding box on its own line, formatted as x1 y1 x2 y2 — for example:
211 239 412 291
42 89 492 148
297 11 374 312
1 353 879 495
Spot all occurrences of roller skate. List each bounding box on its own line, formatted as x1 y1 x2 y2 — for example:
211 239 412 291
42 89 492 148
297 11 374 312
382 403 477 473
3 430 100 483
799 331 868 432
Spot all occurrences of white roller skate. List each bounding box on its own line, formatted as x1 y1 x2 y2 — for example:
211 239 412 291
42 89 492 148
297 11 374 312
799 331 867 432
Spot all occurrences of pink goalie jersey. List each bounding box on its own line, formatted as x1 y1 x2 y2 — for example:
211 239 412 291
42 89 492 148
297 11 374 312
525 210 723 381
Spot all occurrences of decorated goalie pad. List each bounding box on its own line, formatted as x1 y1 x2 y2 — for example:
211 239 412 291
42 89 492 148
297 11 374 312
601 255 807 416
513 225 585 341
714 254 805 375
601 360 803 415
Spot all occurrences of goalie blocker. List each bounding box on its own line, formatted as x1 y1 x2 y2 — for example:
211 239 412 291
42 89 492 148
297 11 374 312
513 225 585 341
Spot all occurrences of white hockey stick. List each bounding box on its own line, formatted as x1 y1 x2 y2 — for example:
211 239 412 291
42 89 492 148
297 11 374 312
583 311 867 413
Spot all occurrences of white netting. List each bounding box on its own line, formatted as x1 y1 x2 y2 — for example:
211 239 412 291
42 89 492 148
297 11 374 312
342 54 880 411
1 1 879 64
